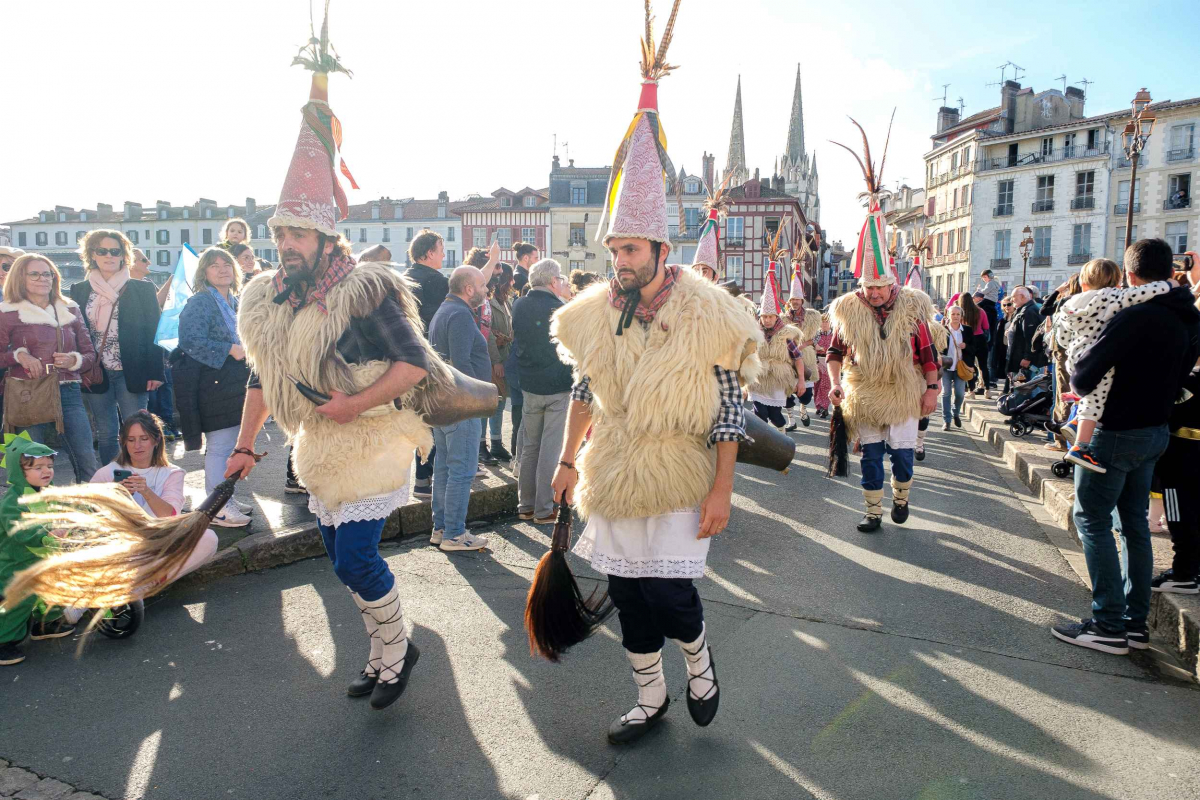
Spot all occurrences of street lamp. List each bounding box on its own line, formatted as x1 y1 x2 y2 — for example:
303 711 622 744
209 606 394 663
1123 88 1156 250
1019 225 1034 287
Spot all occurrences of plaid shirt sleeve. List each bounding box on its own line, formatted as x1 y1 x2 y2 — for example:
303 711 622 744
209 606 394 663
786 339 803 360
709 366 749 447
913 321 939 374
570 375 593 404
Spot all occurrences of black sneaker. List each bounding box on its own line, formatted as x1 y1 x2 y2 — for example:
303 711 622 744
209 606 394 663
30 617 76 640
785 423 799 432
284 476 308 495
489 443 512 463
0 642 25 666
1151 570 1199 595
915 448 926 461
953 415 962 428
1126 627 1149 651
478 443 499 466
1051 618 1128 655
412 481 432 499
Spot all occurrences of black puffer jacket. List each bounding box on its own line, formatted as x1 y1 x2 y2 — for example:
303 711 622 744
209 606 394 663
171 351 249 450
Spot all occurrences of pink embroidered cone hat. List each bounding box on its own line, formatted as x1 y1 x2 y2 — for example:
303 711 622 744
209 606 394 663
691 172 732 275
830 114 899 288
788 269 805 300
760 263 782 317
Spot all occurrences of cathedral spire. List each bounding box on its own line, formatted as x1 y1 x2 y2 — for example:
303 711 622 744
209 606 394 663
784 64 806 166
725 75 747 186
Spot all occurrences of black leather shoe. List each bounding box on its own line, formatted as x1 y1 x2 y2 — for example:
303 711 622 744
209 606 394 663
857 515 883 533
369 642 421 710
489 443 512 462
685 651 719 727
891 502 910 525
915 449 926 461
785 423 799 432
347 670 378 697
607 696 670 745
953 415 962 428
478 444 499 466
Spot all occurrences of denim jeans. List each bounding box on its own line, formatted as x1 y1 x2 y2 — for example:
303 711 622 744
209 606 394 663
203 425 240 495
317 517 394 601
432 417 481 538
83 370 148 465
481 396 506 443
519 391 570 518
23 382 99 483
941 371 965 424
1072 424 1169 633
148 365 176 428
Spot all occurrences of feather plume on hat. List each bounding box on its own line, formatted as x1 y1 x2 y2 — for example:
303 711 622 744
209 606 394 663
830 112 899 287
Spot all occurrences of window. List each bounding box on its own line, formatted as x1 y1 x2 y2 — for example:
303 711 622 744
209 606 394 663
204 208 213 218
499 196 512 207
473 228 486 247
725 217 744 246
35 232 47 246
1063 132 1077 155
1115 226 1139 248
1086 129 1099 150
1167 174 1192 208
1169 124 1195 160
521 227 536 243
437 205 447 218
994 230 1012 260
1032 280 1050 297
947 230 956 253
182 209 190 219
570 260 585 271
75 230 85 242
1166 221 1189 253
54 232 67 246
447 228 455 242
257 225 266 239
497 228 512 248
997 179 1014 214
406 227 414 242
17 232 26 247
569 223 586 247
1034 226 1052 258
128 230 139 245
79 211 87 222
685 178 700 193
359 228 368 243
523 196 537 207
958 272 966 293
959 227 968 252
371 205 380 220
935 233 944 256
762 217 780 247
202 228 212 245
962 186 970 206
1116 179 1141 209
157 251 171 266
56 212 66 222
950 152 959 170
227 207 235 218
1071 223 1091 255
1076 170 1094 196
1034 176 1054 211
180 229 190 245
570 187 587 205
158 208 167 220
382 228 391 243
1041 137 1053 157
952 188 959 208
726 255 743 280
343 229 350 239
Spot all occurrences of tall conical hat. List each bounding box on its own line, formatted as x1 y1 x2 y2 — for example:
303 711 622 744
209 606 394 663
692 173 733 274
905 230 929 292
830 113 900 288
788 269 804 300
598 0 682 246
760 226 786 316
267 5 360 237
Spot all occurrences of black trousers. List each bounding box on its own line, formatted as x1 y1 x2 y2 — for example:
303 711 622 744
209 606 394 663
753 402 787 428
1156 436 1200 577
415 446 434 483
607 575 704 653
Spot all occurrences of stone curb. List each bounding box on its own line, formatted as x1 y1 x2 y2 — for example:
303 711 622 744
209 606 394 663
0 760 108 799
176 481 518 587
959 397 1200 682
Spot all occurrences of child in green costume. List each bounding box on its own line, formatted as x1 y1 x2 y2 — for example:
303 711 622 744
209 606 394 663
0 433 76 666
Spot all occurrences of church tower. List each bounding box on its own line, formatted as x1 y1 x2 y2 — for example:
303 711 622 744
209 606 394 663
724 76 747 187
776 64 820 224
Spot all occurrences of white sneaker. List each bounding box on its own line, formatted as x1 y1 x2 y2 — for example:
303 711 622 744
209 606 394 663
430 529 444 546
439 532 490 552
475 466 486 478
213 507 251 528
235 500 253 515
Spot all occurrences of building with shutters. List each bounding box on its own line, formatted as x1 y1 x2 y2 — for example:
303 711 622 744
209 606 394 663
456 187 549 264
339 192 468 266
547 157 611 275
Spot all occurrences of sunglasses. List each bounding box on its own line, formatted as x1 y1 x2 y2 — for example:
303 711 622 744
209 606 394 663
92 247 123 257
27 271 55 281
0 262 10 272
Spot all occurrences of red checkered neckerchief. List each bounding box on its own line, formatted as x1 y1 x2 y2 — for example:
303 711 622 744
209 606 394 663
272 252 357 314
608 264 680 331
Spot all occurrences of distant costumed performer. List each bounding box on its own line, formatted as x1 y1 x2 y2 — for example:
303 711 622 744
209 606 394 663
690 174 733 283
746 232 805 432
543 0 766 745
785 263 820 429
825 116 942 533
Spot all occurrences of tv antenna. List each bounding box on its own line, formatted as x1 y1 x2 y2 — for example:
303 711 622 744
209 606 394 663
933 83 950 106
1054 74 1067 92
987 61 1025 88
956 97 966 114
1078 77 1095 93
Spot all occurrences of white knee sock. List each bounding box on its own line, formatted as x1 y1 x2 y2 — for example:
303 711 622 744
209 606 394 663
350 591 382 678
672 623 716 702
363 587 409 684
622 650 667 723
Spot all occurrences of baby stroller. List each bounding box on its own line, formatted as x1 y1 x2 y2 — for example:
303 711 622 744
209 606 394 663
996 372 1053 438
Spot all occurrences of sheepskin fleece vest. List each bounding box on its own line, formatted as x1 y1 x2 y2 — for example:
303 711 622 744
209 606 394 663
238 262 451 509
552 268 763 520
749 324 801 396
828 287 932 436
794 306 821 379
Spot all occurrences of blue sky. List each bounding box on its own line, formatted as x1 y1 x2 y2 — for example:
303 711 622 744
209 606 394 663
4 0 1199 247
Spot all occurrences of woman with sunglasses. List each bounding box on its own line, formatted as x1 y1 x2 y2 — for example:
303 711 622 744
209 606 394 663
0 254 99 481
0 246 24 291
68 230 165 465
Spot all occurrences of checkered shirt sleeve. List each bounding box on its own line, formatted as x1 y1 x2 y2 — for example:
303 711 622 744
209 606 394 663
570 376 594 404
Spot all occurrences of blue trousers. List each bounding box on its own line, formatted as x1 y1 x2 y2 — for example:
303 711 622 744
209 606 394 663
83 370 148 466
1073 425 1169 633
317 517 394 602
607 575 704 654
432 417 482 538
860 441 914 491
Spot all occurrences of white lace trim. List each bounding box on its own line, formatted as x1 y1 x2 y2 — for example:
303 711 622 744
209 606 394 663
573 535 708 580
309 486 410 528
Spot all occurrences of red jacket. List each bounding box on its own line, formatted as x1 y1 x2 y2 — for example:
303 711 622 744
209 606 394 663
0 297 97 382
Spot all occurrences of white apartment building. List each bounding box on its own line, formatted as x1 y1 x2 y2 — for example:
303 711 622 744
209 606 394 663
339 192 466 267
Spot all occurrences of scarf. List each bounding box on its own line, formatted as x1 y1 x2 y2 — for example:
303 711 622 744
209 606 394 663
87 267 130 333
271 252 356 314
761 316 785 342
208 287 241 344
608 264 679 335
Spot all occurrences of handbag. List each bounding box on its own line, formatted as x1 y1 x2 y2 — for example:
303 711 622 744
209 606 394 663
4 306 65 433
956 359 976 382
81 284 126 394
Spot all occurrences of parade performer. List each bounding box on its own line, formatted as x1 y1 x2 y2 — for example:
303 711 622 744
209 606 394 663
813 313 833 418
826 118 940 533
690 174 733 283
748 251 804 431
784 269 820 429
548 0 764 744
221 11 455 711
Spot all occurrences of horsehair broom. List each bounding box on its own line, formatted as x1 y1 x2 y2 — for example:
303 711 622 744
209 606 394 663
524 495 615 662
1 474 243 614
828 406 850 478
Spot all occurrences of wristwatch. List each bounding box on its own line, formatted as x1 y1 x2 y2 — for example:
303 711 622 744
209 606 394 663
927 384 939 390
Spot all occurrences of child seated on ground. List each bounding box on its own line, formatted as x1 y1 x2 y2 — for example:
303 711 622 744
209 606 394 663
0 433 76 666
1055 258 1173 472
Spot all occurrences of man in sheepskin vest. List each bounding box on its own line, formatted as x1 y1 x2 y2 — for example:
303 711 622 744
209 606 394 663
223 59 453 712
825 191 941 533
747 263 804 431
549 15 764 743
785 272 821 430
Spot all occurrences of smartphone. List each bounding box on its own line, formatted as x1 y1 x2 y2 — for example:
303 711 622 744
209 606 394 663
113 469 133 482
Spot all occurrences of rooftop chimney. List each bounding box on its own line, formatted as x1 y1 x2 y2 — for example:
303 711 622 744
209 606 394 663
702 151 715 195
552 154 560 170
245 197 256 214
123 202 142 221
1001 80 1022 134
97 203 112 215
1065 85 1085 119
936 106 961 134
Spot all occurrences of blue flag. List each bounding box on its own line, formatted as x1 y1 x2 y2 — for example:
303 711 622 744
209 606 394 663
155 244 199 351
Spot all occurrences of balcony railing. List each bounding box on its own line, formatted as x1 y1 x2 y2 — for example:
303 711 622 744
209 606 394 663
1070 195 1096 210
1164 197 1192 211
1167 148 1195 162
1114 202 1141 214
568 235 586 247
667 224 701 240
950 206 970 219
725 237 745 248
1067 252 1091 265
976 142 1109 172
990 257 1011 270
993 204 1013 217
1032 200 1055 213
1029 255 1051 267
1116 155 1150 169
